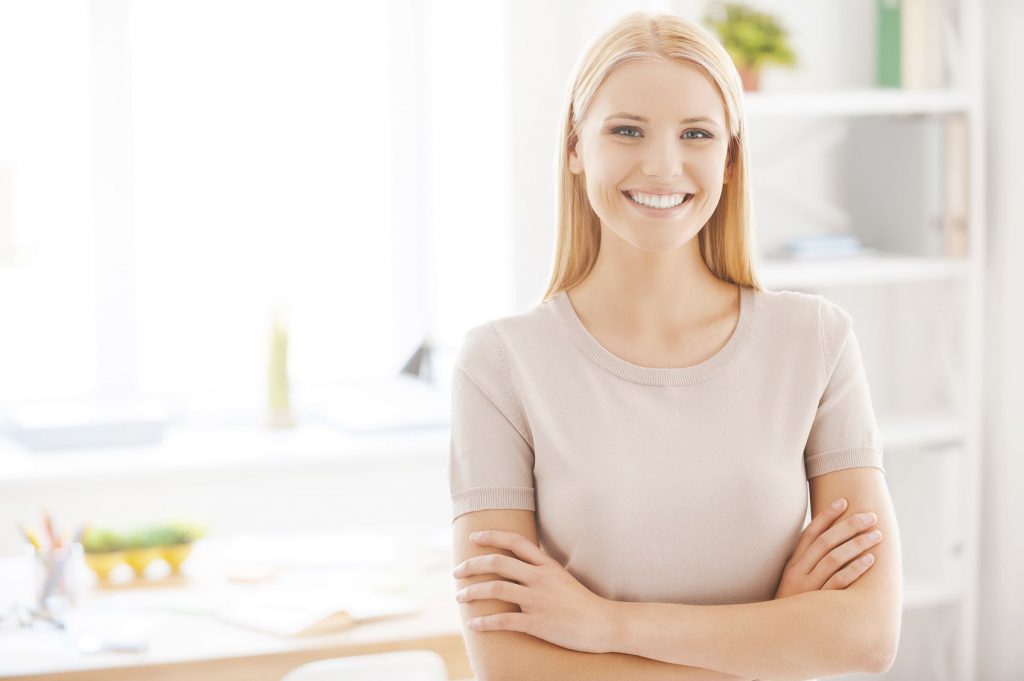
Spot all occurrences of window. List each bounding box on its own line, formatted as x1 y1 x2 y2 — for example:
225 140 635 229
0 2 96 403
0 0 512 427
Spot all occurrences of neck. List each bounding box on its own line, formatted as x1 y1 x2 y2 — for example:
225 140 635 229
568 232 734 336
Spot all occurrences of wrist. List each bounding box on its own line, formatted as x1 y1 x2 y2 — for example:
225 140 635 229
602 598 630 654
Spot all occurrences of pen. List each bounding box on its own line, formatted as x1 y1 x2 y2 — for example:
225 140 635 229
18 525 41 550
42 509 57 549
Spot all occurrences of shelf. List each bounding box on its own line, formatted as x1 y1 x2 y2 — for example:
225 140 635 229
745 89 971 118
758 253 969 289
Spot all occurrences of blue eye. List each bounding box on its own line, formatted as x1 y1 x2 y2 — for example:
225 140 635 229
611 126 712 140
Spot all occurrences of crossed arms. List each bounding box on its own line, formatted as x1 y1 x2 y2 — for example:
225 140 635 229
452 467 902 681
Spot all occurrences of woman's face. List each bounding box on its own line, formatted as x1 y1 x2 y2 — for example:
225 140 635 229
568 59 732 253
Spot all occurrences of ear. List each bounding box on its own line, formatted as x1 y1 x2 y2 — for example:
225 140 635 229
568 135 583 175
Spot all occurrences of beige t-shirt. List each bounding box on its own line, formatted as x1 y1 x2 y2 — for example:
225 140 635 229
448 285 885 607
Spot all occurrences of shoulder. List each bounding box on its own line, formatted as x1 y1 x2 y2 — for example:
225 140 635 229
756 287 855 374
454 299 556 376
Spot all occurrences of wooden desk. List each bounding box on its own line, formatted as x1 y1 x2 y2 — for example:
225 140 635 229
0 536 474 681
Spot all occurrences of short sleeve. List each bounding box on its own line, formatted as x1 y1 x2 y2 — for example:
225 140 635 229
448 322 536 522
804 299 886 479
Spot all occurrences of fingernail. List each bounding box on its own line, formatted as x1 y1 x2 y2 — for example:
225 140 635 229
861 554 875 565
470 532 483 540
868 530 882 541
832 498 846 510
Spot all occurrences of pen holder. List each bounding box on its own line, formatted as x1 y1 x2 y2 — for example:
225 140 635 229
25 541 83 616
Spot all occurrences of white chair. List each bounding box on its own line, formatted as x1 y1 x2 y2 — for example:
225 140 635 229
279 650 449 681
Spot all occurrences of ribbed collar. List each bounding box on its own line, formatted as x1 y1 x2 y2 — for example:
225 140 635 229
551 285 757 386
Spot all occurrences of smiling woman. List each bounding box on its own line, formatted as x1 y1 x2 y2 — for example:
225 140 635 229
449 9 901 681
568 58 733 257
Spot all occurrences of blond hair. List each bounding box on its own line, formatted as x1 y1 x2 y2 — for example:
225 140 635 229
541 11 763 303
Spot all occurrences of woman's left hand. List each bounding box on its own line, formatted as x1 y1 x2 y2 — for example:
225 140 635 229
452 530 620 654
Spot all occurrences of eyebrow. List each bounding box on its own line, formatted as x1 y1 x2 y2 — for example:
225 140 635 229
603 112 722 128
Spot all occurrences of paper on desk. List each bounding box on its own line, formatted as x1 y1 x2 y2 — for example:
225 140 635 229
213 587 421 637
95 572 422 639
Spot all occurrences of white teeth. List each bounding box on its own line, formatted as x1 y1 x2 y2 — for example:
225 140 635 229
627 191 689 209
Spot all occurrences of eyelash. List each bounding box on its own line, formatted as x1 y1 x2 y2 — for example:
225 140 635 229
611 126 712 140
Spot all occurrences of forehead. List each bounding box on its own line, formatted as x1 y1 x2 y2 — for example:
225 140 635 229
590 59 726 127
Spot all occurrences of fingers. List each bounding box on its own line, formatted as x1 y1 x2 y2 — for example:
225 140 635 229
809 526 883 586
453 552 535 584
798 511 878 573
820 551 877 590
469 530 553 566
788 498 848 567
465 611 531 633
456 579 532 608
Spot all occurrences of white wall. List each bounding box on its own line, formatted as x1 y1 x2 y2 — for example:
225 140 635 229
979 0 1024 678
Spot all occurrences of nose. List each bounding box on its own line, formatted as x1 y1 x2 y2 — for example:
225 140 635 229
641 137 684 179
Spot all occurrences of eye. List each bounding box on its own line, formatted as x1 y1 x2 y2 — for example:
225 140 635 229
610 126 713 140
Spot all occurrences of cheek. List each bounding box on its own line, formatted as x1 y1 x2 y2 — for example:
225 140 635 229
692 156 728 193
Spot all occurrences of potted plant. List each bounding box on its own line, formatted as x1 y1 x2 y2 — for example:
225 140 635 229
703 2 797 91
157 521 206 573
121 526 166 577
82 521 206 581
81 528 125 582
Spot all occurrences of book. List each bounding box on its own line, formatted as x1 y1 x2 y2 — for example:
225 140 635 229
901 0 944 89
2 399 168 451
877 0 901 87
941 115 969 257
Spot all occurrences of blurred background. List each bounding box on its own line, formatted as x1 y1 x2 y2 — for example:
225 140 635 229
0 0 1020 680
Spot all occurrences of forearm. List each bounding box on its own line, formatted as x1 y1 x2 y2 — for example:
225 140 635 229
467 630 754 681
608 590 881 681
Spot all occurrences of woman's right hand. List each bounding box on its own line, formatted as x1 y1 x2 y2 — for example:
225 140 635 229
773 498 883 599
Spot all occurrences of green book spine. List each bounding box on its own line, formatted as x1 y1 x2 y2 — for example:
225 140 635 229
877 0 901 87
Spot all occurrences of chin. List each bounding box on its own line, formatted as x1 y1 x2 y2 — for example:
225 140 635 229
624 230 700 253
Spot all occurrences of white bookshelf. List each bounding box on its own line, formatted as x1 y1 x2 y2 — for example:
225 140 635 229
745 88 971 118
758 253 969 289
722 0 986 678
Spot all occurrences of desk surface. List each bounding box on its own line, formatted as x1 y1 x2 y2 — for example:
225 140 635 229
0 534 473 681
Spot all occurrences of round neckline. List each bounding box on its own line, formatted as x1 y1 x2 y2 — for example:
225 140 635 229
551 285 757 386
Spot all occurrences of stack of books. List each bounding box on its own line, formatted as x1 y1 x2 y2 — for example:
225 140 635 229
774 234 874 260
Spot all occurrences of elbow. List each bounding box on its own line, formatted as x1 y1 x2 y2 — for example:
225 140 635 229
862 627 901 675
851 591 902 675
864 649 896 675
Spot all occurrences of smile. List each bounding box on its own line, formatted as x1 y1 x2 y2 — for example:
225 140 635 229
623 191 693 215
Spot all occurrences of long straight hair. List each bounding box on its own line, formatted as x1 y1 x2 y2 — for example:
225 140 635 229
540 11 764 303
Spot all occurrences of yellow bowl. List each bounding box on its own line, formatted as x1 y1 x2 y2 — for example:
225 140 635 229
122 547 162 576
159 543 193 573
84 551 124 581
